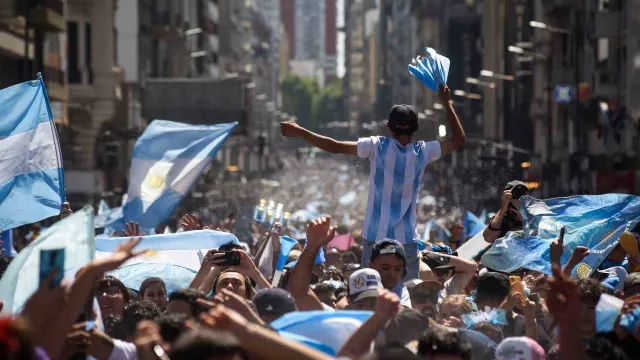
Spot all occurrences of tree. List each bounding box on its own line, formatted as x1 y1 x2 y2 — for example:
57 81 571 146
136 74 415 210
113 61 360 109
281 74 318 129
311 79 344 131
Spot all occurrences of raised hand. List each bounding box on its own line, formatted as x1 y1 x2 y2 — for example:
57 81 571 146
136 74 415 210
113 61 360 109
134 320 169 360
209 289 265 325
231 249 259 277
121 221 145 237
306 216 337 250
374 289 400 321
550 229 565 266
546 264 580 326
200 305 249 334
438 84 452 105
180 214 203 232
500 190 513 213
568 246 590 264
60 202 73 219
280 121 305 138
20 270 66 331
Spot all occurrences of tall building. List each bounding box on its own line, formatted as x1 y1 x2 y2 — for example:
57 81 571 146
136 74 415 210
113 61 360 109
280 0 296 60
324 0 338 81
294 0 324 62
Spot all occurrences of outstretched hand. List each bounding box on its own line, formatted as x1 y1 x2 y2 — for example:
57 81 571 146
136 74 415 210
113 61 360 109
280 121 305 138
306 216 337 250
121 221 146 237
180 214 203 232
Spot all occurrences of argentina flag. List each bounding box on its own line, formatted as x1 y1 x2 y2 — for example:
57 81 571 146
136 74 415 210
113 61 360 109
111 120 236 233
481 194 640 278
95 230 239 293
0 73 64 232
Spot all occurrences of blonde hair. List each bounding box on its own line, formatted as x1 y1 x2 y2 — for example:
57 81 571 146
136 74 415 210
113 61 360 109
440 294 474 317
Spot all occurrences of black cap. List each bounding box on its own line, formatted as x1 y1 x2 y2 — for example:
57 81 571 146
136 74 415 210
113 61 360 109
421 252 455 271
252 288 297 319
370 239 407 265
388 105 419 134
504 180 530 200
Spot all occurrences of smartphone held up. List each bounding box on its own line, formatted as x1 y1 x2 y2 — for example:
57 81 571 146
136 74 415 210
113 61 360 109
39 248 65 288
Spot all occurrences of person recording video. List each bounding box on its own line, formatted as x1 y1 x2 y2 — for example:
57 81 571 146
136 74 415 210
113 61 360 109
483 181 530 244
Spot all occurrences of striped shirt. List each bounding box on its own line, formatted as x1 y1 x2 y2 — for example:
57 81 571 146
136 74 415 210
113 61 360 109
357 136 441 244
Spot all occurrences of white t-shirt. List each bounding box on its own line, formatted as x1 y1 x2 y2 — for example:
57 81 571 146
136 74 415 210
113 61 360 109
357 136 441 243
393 283 413 308
108 340 137 360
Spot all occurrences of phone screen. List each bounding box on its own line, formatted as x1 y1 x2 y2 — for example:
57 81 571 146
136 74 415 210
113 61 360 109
39 248 65 288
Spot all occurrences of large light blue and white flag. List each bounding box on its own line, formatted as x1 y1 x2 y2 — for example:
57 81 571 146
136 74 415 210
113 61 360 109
0 73 64 232
0 207 94 313
96 230 239 294
271 311 373 356
481 194 640 278
108 120 237 234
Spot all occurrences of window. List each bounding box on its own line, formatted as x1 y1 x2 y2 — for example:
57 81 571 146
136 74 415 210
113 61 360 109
67 21 80 83
85 23 93 84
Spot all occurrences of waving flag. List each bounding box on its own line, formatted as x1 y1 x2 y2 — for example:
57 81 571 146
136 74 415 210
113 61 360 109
271 311 373 355
0 73 64 232
463 211 486 240
0 207 94 313
481 194 640 278
408 47 450 91
95 230 239 293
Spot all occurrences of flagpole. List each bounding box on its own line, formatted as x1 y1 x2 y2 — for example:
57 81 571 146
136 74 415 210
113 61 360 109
38 72 66 202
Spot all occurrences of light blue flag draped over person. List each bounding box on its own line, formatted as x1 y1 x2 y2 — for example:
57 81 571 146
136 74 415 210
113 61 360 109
481 194 640 278
271 311 373 356
106 120 237 234
0 207 94 314
408 47 450 91
463 211 487 240
0 73 65 232
95 230 239 294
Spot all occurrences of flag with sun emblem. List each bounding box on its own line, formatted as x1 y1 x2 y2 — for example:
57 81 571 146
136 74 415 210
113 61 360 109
95 229 239 293
110 120 237 234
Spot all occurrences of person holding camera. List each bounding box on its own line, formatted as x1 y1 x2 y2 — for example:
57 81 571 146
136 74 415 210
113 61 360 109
483 181 530 244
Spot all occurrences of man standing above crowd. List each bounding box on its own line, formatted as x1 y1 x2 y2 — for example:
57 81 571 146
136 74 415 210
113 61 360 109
281 85 466 280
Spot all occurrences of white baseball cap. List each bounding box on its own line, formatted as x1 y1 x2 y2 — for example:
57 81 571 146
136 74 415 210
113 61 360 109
348 268 383 303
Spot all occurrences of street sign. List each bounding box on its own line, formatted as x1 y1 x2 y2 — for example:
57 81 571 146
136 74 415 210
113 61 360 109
554 85 573 104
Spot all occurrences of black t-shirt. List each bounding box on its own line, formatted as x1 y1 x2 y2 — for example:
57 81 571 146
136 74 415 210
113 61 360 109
488 213 523 238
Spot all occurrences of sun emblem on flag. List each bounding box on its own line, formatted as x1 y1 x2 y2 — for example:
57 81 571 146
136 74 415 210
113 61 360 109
140 250 160 261
145 174 165 189
575 263 592 279
352 276 365 289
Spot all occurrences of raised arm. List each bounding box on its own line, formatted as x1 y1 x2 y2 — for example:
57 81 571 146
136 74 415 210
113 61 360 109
288 217 337 311
437 85 466 155
281 121 358 155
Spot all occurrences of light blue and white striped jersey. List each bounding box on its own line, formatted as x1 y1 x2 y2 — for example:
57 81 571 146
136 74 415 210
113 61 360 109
358 136 441 244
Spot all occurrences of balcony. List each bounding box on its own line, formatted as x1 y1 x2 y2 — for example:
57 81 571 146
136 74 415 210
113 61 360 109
29 0 65 32
42 65 67 101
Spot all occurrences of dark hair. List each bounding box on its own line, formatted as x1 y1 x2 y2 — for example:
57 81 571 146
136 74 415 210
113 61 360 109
469 322 503 344
624 272 640 291
139 277 167 296
475 272 510 305
103 314 126 340
341 251 358 265
577 278 608 305
155 313 194 344
348 245 362 263
168 288 208 316
99 275 130 303
212 269 253 299
122 300 161 339
311 282 336 297
219 242 243 252
364 346 421 360
169 329 245 360
584 334 630 360
417 328 471 360
0 256 13 279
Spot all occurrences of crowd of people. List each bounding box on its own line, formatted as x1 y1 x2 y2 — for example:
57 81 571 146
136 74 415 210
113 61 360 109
0 84 639 360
